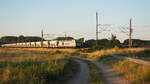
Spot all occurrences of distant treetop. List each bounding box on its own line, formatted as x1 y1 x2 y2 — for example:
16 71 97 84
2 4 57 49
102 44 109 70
0 35 43 43
55 37 74 40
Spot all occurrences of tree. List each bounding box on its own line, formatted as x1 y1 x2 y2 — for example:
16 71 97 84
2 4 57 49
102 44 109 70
78 38 84 43
0 36 43 43
55 37 74 40
18 35 24 42
83 39 96 47
98 39 109 46
83 39 110 48
123 39 150 47
106 34 117 48
0 36 18 43
24 36 43 42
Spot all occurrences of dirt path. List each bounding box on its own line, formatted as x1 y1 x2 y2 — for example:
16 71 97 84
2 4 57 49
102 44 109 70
77 57 131 84
66 58 89 84
91 61 131 84
66 57 131 84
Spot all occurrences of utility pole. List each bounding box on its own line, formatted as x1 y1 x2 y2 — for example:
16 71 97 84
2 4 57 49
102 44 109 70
96 12 99 46
65 32 67 40
41 29 43 47
129 18 132 48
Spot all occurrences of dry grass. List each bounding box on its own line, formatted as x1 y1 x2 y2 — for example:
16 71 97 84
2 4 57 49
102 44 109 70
85 48 147 60
99 55 150 84
0 48 79 84
15 48 78 52
113 60 150 84
75 48 150 84
116 49 150 61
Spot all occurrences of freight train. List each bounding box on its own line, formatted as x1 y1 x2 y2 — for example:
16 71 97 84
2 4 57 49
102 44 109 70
1 40 81 48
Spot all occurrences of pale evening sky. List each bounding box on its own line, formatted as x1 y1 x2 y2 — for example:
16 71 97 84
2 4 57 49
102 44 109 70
0 0 150 42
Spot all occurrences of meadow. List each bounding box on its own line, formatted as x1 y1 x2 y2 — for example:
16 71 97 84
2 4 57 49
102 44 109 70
75 48 150 84
0 48 79 84
116 49 150 61
1 47 149 84
99 55 150 84
77 48 146 60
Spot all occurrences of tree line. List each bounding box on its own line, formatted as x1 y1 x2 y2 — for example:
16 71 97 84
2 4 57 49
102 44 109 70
0 35 150 48
83 36 150 48
0 35 43 43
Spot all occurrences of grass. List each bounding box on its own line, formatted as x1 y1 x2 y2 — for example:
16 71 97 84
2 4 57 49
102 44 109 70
70 51 88 58
20 48 78 53
0 48 79 84
99 55 150 84
75 48 150 84
77 48 147 60
83 60 103 84
1 47 149 84
116 49 150 61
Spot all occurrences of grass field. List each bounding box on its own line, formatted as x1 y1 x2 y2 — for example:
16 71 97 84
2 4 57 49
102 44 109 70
116 49 150 61
0 48 79 84
99 55 150 84
75 48 147 61
75 48 150 84
1 47 149 84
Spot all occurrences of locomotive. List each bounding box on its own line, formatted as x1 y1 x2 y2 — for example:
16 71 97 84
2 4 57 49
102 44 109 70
1 39 81 48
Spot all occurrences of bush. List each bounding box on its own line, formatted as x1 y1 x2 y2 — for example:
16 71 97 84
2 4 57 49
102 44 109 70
92 45 104 50
82 45 104 53
71 52 80 56
55 50 62 54
114 46 119 52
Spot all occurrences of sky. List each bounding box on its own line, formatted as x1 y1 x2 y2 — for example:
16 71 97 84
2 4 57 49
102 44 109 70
0 0 150 42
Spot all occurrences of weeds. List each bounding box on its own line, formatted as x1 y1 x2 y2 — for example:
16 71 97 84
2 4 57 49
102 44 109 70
81 48 146 60
99 55 150 84
0 48 79 84
70 52 80 56
55 50 62 54
116 49 150 61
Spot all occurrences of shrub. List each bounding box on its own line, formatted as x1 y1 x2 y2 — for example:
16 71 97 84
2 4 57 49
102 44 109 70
55 50 62 54
114 46 119 52
71 52 80 56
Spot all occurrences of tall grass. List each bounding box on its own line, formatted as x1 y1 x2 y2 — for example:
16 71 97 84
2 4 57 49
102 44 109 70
0 48 79 84
116 49 150 61
84 48 146 60
99 55 150 84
